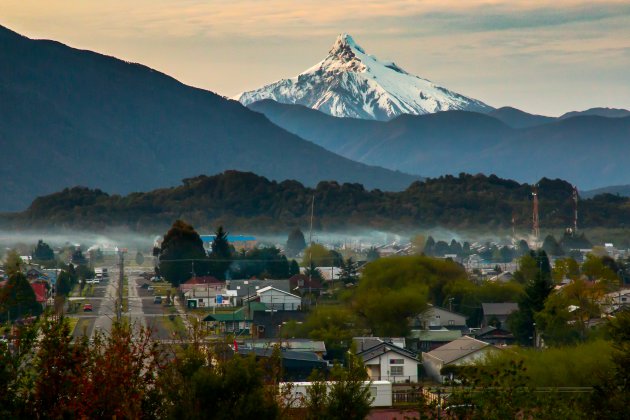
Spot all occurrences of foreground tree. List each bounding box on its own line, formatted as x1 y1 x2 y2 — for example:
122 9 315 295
0 272 42 321
303 349 372 420
159 220 210 287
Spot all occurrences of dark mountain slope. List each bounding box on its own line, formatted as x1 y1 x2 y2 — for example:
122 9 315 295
249 100 630 190
0 25 416 211
488 106 555 128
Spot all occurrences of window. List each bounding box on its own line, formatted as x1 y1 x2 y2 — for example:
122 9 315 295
449 320 454 326
391 366 404 376
390 358 404 365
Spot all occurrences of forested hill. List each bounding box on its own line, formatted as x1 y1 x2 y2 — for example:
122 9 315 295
3 171 630 233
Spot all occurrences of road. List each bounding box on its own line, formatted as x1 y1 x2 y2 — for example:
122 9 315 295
70 263 183 341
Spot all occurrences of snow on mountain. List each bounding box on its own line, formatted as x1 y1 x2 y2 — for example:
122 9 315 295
236 34 493 120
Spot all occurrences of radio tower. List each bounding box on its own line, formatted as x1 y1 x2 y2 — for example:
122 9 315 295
532 186 540 241
572 186 579 234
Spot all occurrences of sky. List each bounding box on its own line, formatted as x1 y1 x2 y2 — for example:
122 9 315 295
3 0 630 116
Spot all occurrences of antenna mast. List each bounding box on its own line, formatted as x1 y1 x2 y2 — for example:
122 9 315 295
532 186 540 241
572 186 579 234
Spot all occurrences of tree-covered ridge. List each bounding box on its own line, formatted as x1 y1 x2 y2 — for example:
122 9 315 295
4 170 630 232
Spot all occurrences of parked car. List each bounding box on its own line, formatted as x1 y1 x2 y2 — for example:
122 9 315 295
83 303 93 312
147 286 154 291
153 296 162 304
140 283 149 289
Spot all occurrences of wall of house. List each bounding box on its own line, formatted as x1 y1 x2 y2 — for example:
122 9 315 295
259 291 301 310
425 307 467 328
365 353 418 383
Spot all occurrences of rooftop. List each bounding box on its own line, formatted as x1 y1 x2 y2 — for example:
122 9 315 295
425 336 492 364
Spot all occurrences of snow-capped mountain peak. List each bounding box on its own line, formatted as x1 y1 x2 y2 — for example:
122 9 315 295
236 34 493 120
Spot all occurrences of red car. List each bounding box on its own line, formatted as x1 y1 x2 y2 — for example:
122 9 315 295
83 303 93 312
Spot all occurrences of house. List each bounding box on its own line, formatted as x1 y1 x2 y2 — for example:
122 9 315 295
422 336 500 383
183 287 236 309
246 286 302 311
407 328 462 353
357 341 420 383
237 347 327 381
238 339 326 358
30 282 49 305
289 274 323 295
472 326 515 346
481 302 519 330
252 310 308 339
203 302 269 334
411 304 468 330
227 279 291 302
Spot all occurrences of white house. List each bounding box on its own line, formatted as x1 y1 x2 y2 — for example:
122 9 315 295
357 341 419 383
248 286 302 311
184 287 237 309
422 336 500 383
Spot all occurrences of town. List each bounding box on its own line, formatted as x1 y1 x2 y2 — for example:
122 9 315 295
2 218 629 418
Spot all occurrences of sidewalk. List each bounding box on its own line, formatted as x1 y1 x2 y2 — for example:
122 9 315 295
173 295 193 332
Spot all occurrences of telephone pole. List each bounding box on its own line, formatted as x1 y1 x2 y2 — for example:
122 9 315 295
117 248 127 323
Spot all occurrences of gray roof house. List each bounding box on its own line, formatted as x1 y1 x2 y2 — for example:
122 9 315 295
422 336 500 383
481 302 519 330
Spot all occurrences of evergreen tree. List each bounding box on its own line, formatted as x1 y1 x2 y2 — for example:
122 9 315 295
135 251 145 266
209 226 232 280
542 234 564 256
366 247 380 262
289 259 300 277
509 250 554 345
159 220 210 287
449 239 463 256
340 257 358 284
32 240 54 262
285 228 307 257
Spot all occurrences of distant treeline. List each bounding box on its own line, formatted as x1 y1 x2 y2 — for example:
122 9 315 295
2 170 630 232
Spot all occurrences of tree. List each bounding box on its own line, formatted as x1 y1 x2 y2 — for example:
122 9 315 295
32 240 54 262
135 251 144 266
0 272 42 321
509 250 554 345
340 258 358 284
209 226 232 280
289 259 300 277
305 351 373 420
302 244 335 268
70 249 87 266
3 250 22 277
285 228 307 257
55 270 74 297
366 247 380 262
159 220 210 287
352 256 469 336
542 234 564 256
